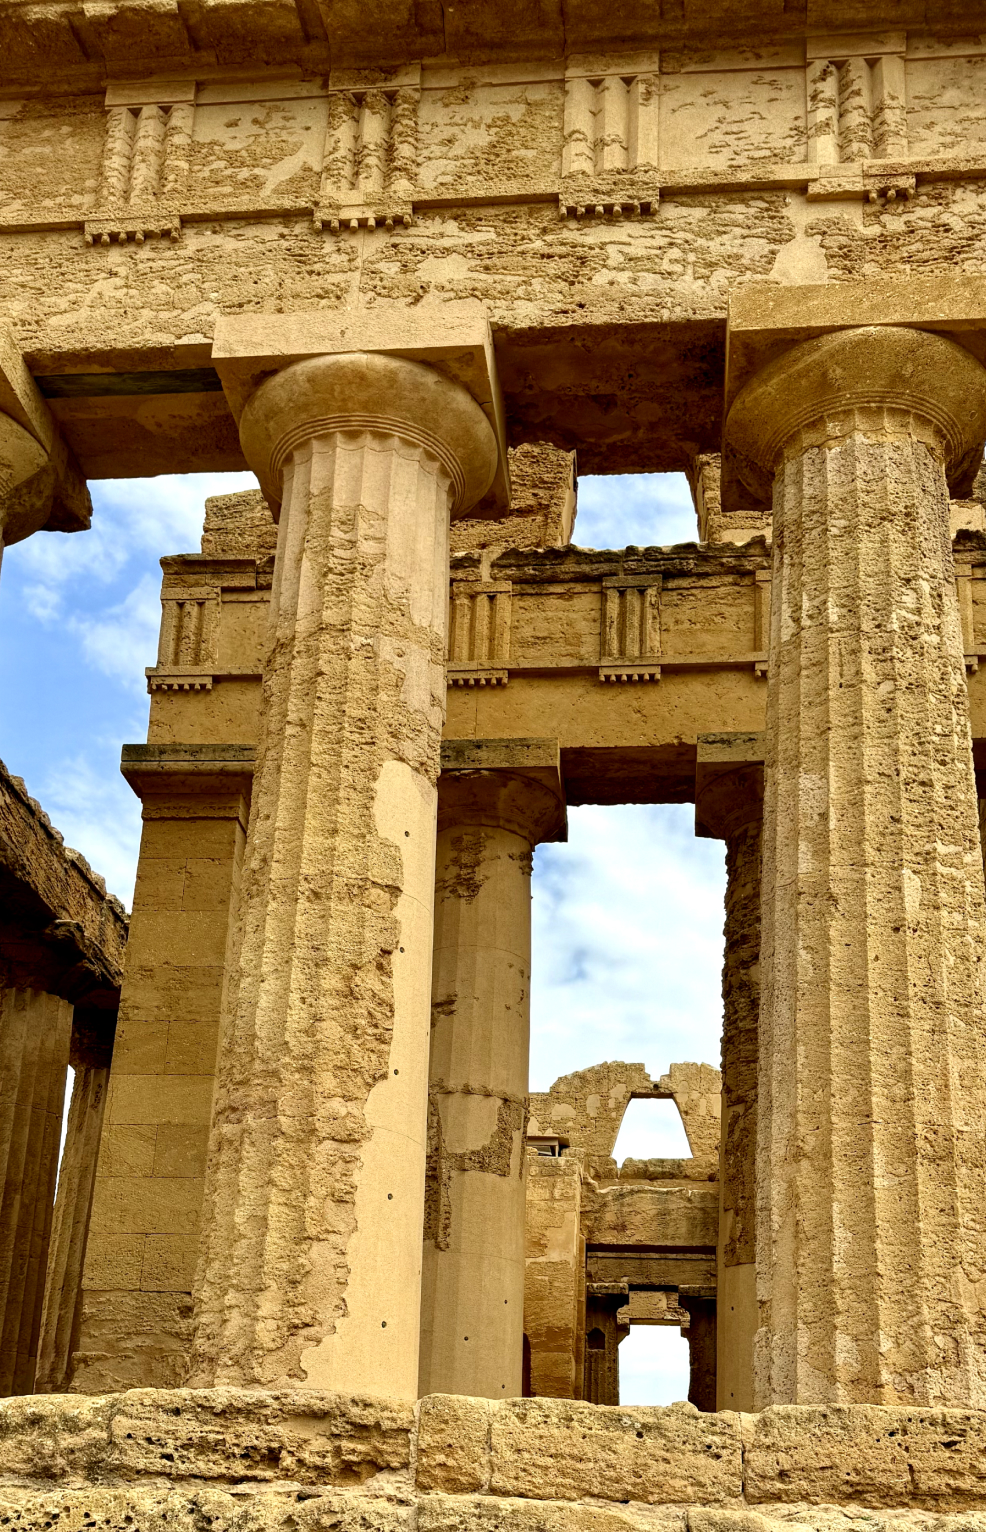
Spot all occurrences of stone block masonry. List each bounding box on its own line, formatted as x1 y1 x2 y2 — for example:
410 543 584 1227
7 1389 986 1529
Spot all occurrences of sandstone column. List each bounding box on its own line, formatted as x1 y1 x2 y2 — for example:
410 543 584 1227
420 754 565 1398
192 352 497 1397
72 755 251 1395
695 736 763 1411
0 987 73 1395
726 326 986 1407
35 1009 114 1394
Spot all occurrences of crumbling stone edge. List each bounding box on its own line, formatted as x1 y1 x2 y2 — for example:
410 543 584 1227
3 1388 986 1530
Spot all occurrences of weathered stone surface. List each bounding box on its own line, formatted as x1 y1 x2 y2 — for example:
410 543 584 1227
486 1399 743 1504
0 1487 414 1532
416 1395 491 1495
417 1395 745 1505
0 1393 114 1479
421 766 565 1401
106 1389 413 1485
418 1496 685 1532
192 348 498 1399
743 1405 986 1508
729 327 986 1408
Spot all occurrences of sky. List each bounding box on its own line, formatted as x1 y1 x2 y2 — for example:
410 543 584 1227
0 467 721 1407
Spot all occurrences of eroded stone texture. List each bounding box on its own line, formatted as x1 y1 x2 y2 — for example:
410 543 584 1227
200 487 278 560
728 327 986 1407
191 352 497 1398
696 741 764 1412
450 445 577 558
528 1061 717 1167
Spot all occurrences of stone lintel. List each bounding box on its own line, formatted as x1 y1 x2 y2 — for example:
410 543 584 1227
804 29 906 57
695 732 764 841
120 743 256 809
212 301 509 514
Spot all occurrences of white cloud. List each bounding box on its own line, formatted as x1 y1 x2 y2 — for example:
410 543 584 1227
574 472 697 550
530 803 725 1092
67 573 163 694
36 754 143 908
13 471 257 616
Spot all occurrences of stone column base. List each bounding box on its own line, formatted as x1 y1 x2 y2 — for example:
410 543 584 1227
7 1389 986 1528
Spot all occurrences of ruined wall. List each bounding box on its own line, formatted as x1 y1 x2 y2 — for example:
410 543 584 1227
528 1060 719 1168
7 1385 986 1531
526 1063 720 1405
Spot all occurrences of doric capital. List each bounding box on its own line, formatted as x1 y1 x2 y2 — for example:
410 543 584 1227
438 766 566 846
236 351 498 518
725 326 986 500
0 412 91 550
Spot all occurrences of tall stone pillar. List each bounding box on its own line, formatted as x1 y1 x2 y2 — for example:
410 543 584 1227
695 734 763 1412
193 349 498 1397
420 744 566 1398
72 755 251 1395
0 987 73 1395
726 326 986 1407
35 1009 114 1394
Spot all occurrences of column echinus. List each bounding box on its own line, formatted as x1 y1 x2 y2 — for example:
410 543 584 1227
193 316 501 1397
726 325 986 1407
420 743 566 1399
0 328 92 569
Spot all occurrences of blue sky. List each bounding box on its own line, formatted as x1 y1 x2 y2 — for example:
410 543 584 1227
0 468 720 1406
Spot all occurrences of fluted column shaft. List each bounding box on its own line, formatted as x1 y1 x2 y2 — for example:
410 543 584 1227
192 352 496 1396
728 326 986 1407
0 987 73 1395
35 1013 114 1394
419 769 564 1399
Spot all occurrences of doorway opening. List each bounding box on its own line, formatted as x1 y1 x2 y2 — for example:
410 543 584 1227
613 1097 691 1163
619 1325 692 1406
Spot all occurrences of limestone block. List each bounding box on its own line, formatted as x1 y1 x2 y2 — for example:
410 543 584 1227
68 1291 194 1393
486 1399 743 1504
743 1406 986 1508
105 1389 413 1484
450 444 577 556
528 1063 661 1159
0 1486 414 1532
420 1395 745 1503
416 1394 491 1493
0 1393 114 1479
655 1064 721 1160
417 1496 682 1532
200 488 278 560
